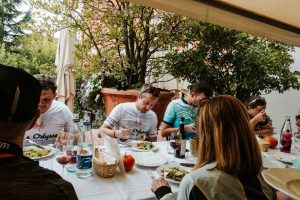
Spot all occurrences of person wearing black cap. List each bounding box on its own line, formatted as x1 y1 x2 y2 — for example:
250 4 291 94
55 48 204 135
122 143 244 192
25 74 74 145
0 64 78 200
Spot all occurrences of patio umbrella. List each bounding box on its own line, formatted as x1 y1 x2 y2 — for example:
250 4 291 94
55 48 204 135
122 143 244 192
55 28 76 112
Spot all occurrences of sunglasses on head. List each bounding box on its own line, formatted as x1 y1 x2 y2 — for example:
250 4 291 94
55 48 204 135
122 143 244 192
248 97 265 106
142 85 160 98
199 97 211 106
296 115 300 121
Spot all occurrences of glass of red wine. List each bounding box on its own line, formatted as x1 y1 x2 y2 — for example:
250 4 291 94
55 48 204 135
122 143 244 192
55 143 71 178
118 131 130 149
169 132 181 155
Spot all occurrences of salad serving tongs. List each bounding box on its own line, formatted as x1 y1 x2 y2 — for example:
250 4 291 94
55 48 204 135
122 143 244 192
26 139 45 149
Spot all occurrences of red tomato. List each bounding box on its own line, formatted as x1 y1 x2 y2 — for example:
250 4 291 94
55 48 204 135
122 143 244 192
264 136 278 148
123 153 135 171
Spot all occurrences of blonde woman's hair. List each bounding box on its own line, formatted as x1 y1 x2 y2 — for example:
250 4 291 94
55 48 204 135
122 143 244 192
195 95 262 177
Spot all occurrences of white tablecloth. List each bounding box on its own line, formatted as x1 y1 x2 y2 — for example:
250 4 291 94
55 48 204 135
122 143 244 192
41 141 193 200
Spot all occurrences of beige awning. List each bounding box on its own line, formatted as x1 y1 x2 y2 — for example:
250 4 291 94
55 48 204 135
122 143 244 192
127 0 300 47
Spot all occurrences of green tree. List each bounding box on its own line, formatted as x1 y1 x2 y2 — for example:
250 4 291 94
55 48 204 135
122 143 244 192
166 22 300 102
30 0 190 87
0 32 57 76
0 0 31 49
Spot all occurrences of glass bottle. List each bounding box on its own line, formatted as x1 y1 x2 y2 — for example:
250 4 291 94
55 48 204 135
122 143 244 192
66 119 81 173
76 121 94 178
280 116 292 153
175 117 186 158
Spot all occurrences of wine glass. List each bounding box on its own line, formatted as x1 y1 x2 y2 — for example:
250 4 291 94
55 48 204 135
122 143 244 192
66 130 79 172
119 133 130 148
169 132 181 155
55 145 71 178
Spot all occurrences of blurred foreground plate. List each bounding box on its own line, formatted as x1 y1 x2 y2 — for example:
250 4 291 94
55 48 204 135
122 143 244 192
262 168 300 199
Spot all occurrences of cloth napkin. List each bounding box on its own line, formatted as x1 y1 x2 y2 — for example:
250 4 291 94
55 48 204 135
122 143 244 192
102 134 125 174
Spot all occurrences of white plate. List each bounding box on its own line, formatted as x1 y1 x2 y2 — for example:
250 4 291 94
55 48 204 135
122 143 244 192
131 142 158 152
272 151 296 164
134 152 167 167
23 146 55 160
156 163 190 184
262 154 286 168
262 168 300 199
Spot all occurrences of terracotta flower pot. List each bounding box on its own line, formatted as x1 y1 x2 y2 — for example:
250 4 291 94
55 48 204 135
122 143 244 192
100 88 175 127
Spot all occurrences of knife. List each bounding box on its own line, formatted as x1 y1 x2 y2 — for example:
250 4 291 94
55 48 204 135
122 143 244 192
26 139 46 149
180 163 195 168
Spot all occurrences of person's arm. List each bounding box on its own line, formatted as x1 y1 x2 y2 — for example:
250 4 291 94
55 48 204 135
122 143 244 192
255 123 273 137
160 122 178 138
100 123 131 139
160 122 196 138
249 110 266 128
100 124 116 138
151 178 173 200
146 114 158 142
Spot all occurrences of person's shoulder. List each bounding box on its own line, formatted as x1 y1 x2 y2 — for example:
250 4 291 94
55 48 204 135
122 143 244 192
115 102 135 110
0 157 77 199
169 98 182 105
49 100 73 117
145 110 157 118
26 163 78 198
52 100 71 111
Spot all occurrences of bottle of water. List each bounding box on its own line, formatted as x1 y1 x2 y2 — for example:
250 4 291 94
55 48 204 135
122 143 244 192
76 121 94 178
280 116 292 153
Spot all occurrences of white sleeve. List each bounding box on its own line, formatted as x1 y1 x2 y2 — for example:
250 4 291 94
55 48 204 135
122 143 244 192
177 174 194 200
103 104 122 128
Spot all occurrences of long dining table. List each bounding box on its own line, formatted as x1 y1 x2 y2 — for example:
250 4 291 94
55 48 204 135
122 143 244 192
39 137 300 200
40 141 194 200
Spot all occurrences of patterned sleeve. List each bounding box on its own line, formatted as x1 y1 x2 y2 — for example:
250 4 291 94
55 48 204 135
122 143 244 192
163 101 176 125
103 104 122 128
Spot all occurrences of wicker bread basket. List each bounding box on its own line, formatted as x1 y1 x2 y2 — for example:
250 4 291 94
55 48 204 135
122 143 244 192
93 147 119 178
259 140 270 152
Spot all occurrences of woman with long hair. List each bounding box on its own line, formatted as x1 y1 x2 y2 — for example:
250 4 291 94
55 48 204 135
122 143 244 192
151 95 278 200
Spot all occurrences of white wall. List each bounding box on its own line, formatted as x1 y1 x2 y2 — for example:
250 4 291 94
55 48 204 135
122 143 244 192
264 47 300 133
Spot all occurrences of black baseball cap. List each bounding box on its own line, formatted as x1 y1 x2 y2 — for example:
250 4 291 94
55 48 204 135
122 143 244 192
0 64 41 123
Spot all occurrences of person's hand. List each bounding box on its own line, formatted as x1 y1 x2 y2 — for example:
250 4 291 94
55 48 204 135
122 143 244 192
55 130 68 147
185 124 196 132
254 110 266 123
151 178 171 193
117 127 131 138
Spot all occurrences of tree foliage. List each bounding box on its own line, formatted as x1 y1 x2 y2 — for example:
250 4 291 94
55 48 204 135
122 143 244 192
0 32 57 76
166 22 300 102
0 0 31 49
30 0 190 87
